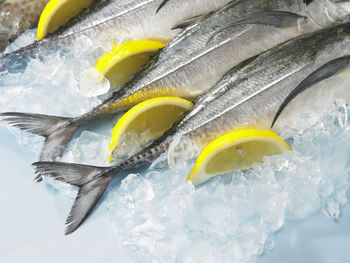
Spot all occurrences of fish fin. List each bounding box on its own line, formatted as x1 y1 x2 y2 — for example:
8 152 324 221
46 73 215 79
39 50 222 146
271 55 350 127
1 112 79 164
194 55 260 104
32 161 105 184
303 0 313 5
157 0 237 14
65 178 110 235
0 112 68 136
33 161 111 235
40 125 78 162
172 12 214 30
208 11 307 43
220 54 259 82
156 0 170 13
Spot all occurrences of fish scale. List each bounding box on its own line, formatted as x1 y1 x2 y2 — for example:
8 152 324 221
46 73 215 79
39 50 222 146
177 25 350 146
0 0 231 72
72 0 315 124
101 22 350 178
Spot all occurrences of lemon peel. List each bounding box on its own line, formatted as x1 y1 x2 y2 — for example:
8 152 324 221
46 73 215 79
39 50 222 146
95 39 165 88
108 97 193 161
37 0 94 40
188 129 291 185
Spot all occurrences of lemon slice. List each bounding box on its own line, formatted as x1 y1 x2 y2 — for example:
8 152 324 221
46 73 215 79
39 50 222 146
187 129 292 185
108 97 193 161
95 40 165 88
37 0 94 40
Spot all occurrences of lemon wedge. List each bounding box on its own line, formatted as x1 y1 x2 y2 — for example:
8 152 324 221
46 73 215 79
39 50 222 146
95 40 165 88
37 0 94 40
187 129 292 185
108 97 193 161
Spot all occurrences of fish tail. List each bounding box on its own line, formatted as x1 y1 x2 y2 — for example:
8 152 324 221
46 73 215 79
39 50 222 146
33 161 111 235
32 135 172 234
1 112 79 165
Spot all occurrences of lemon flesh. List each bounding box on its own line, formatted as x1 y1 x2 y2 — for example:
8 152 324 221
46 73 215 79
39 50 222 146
188 129 292 185
37 0 94 40
95 40 165 88
109 97 193 161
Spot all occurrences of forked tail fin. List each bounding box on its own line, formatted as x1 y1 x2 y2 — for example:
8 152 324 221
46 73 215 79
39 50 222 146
1 112 79 162
33 161 112 235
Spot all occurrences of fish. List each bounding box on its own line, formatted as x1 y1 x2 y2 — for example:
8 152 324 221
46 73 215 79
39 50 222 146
3 0 350 163
32 22 350 234
0 0 50 52
0 0 230 71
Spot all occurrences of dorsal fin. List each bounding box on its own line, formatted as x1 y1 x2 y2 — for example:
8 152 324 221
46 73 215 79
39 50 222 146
172 12 214 30
208 11 307 43
157 0 237 14
156 0 171 13
194 54 260 105
271 55 350 127
220 54 259 82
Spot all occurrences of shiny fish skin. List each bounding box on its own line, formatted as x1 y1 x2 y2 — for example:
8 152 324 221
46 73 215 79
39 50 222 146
93 0 311 117
57 0 314 123
174 23 350 147
53 0 230 43
101 22 350 177
72 0 350 125
0 0 231 70
0 0 50 51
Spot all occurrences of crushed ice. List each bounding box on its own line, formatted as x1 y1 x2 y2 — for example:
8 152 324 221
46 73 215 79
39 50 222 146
79 67 111 97
0 30 349 262
104 102 350 262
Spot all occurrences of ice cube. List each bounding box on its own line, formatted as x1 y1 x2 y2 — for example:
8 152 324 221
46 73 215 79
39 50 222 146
4 28 36 53
323 198 341 220
79 67 110 97
335 186 348 206
70 131 110 166
168 135 200 169
111 130 152 161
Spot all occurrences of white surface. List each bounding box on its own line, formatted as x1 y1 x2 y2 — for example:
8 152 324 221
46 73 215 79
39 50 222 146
258 209 350 263
0 126 131 263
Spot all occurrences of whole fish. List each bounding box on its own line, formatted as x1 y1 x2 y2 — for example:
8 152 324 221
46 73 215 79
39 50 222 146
0 0 50 52
3 0 350 162
0 0 230 71
33 22 350 234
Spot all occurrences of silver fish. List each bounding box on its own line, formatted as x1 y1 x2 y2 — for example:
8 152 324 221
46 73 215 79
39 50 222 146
0 0 230 71
0 0 50 52
3 0 349 163
33 22 350 234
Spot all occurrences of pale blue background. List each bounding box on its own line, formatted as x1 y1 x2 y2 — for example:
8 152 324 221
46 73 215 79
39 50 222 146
1 125 349 263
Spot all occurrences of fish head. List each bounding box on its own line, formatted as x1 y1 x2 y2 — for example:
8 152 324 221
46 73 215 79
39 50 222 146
306 0 350 27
